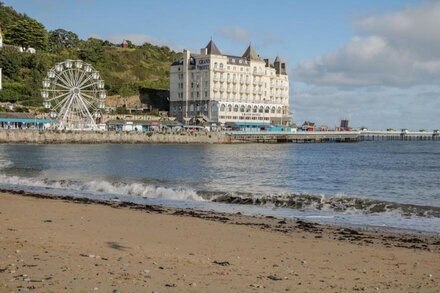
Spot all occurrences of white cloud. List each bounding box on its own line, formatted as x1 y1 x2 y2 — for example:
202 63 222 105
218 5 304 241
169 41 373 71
291 2 440 129
292 83 440 130
355 1 440 59
295 2 440 88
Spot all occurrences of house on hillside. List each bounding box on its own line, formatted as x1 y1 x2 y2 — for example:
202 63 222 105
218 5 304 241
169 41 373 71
0 25 35 55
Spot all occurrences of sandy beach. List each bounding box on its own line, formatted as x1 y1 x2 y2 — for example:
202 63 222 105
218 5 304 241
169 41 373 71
0 192 439 292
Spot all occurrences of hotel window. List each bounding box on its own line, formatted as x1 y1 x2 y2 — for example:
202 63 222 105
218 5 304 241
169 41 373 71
196 92 200 98
220 63 224 69
204 91 208 98
227 66 230 70
191 92 194 98
191 82 194 89
191 73 194 79
214 62 218 68
220 104 226 112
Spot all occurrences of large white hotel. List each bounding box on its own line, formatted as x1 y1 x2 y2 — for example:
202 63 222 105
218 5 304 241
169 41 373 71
169 40 290 125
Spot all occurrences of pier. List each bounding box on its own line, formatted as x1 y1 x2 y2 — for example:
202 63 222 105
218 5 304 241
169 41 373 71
227 130 440 143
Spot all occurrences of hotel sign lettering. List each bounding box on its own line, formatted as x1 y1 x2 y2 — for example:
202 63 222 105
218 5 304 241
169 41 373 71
240 113 261 117
197 59 210 70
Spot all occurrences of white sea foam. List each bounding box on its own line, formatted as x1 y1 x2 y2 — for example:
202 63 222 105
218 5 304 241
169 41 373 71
0 159 13 169
0 174 203 201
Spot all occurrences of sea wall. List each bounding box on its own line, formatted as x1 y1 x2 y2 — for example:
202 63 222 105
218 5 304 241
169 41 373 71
0 130 231 144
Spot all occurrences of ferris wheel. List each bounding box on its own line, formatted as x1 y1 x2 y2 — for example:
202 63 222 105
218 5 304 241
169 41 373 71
41 60 106 129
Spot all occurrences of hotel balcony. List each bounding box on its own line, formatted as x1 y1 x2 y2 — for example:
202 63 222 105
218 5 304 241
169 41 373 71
213 67 225 72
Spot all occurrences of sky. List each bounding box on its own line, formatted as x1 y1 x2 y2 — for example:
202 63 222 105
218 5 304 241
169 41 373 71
4 0 439 130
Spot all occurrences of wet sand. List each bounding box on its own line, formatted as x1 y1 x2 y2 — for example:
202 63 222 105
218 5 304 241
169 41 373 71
1 192 439 292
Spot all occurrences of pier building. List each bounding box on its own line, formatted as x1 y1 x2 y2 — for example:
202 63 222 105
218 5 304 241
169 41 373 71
169 40 290 125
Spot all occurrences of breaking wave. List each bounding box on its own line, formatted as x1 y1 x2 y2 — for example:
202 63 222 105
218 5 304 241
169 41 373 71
198 191 440 218
0 175 203 201
0 174 439 219
0 159 13 169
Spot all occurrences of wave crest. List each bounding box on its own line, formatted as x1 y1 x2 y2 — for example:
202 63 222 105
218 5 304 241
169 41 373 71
0 159 13 169
200 191 440 218
0 175 203 201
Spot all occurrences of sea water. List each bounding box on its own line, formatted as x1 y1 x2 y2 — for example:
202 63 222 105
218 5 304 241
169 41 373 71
0 142 439 233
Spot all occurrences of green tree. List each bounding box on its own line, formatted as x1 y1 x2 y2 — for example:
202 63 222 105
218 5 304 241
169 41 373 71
78 37 105 63
0 46 22 80
6 18 48 50
125 40 135 49
48 28 79 52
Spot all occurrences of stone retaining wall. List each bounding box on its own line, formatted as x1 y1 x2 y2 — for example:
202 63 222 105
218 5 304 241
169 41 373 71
0 130 231 144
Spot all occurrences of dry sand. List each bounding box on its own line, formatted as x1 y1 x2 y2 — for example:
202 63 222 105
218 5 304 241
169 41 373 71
1 192 439 292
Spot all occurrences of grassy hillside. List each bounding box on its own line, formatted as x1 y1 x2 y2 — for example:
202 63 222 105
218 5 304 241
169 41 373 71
0 2 180 111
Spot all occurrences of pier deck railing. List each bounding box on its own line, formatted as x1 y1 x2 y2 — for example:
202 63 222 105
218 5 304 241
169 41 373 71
225 130 439 143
